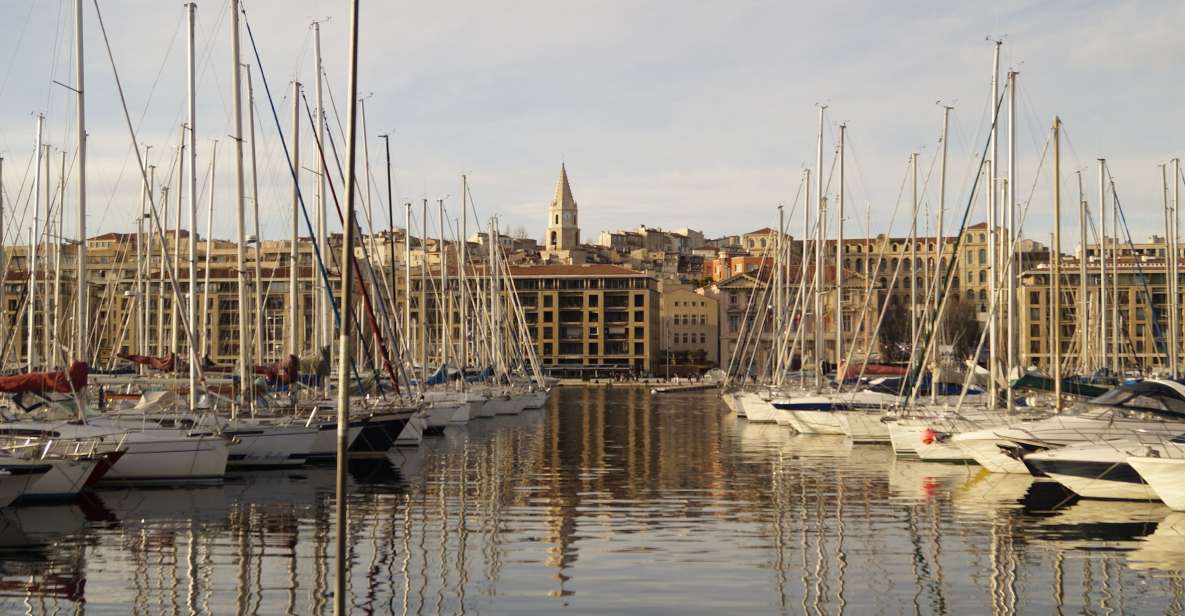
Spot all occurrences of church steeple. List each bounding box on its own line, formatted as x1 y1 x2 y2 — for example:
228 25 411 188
546 163 579 251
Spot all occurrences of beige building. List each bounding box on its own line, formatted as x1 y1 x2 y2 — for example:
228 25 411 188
1019 239 1185 375
514 264 659 375
659 286 719 368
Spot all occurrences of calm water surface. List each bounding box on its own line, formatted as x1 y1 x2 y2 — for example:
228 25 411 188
2 388 1185 614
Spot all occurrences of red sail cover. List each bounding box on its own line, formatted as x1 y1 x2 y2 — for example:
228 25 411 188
837 361 908 382
254 355 299 385
116 352 176 371
0 361 89 394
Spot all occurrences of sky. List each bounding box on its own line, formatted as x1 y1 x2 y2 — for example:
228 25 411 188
0 0 1181 250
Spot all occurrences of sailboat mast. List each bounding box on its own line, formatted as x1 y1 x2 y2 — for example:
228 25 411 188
332 2 362 609
1092 160 1106 367
1006 71 1017 411
171 133 183 361
987 40 1001 410
247 64 264 362
231 0 251 415
813 105 825 391
420 199 428 383
836 123 845 378
1077 171 1088 374
313 21 329 365
910 153 918 361
27 115 39 370
74 0 88 362
289 83 302 355
938 106 950 404
186 1 199 410
439 199 448 372
202 142 217 358
800 167 809 388
1051 117 1062 411
1163 163 1178 378
404 202 412 366
774 204 783 382
460 175 468 373
1170 158 1180 376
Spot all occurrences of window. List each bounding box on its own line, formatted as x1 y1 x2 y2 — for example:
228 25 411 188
543 295 553 307
634 294 644 307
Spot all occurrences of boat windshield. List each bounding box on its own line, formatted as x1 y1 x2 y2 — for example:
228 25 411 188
1084 382 1185 418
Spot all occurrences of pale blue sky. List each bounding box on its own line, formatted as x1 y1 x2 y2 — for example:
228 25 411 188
0 1 1180 249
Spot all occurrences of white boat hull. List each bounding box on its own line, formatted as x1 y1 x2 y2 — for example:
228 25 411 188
225 424 318 468
1129 456 1185 510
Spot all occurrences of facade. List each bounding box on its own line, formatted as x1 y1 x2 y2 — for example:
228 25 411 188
1019 243 1185 374
659 286 720 368
514 264 659 376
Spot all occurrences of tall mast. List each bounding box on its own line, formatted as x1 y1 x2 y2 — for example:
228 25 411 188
813 105 825 391
800 167 809 389
74 0 88 362
56 152 65 366
910 153 918 362
420 199 428 383
404 202 412 367
938 106 950 404
1077 171 1088 374
313 21 329 363
171 132 184 361
1006 71 1017 411
43 145 52 365
246 64 264 362
438 199 448 372
1112 177 1120 374
27 117 40 370
186 1 199 409
289 82 301 355
1051 117 1062 411
460 175 468 373
381 135 395 326
836 123 845 377
1098 159 1107 377
986 40 1001 409
202 142 217 358
1164 163 1178 378
231 0 251 415
775 204 784 382
135 149 148 367
1170 158 1180 376
332 2 362 610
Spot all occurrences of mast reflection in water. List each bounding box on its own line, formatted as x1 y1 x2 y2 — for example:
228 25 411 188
1 388 1184 614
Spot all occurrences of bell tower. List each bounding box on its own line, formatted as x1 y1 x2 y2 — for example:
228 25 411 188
546 163 579 251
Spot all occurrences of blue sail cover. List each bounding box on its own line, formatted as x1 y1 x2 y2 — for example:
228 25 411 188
423 365 449 386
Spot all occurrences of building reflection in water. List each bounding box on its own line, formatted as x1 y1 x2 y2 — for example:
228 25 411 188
0 388 1184 614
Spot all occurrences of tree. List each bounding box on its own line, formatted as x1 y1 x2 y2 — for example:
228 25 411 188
512 225 530 240
878 302 911 362
941 298 983 360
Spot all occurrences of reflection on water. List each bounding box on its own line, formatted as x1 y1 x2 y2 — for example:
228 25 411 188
1 388 1184 614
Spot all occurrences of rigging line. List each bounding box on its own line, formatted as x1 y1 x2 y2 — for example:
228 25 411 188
906 85 1008 389
90 0 208 385
0 0 37 110
93 6 186 227
1108 165 1169 363
301 92 402 389
237 1 368 391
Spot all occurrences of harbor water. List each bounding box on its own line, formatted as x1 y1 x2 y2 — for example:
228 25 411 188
2 388 1184 614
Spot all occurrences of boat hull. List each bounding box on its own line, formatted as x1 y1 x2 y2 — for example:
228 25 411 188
1129 456 1185 510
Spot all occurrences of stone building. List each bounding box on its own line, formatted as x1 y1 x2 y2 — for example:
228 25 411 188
659 285 720 368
